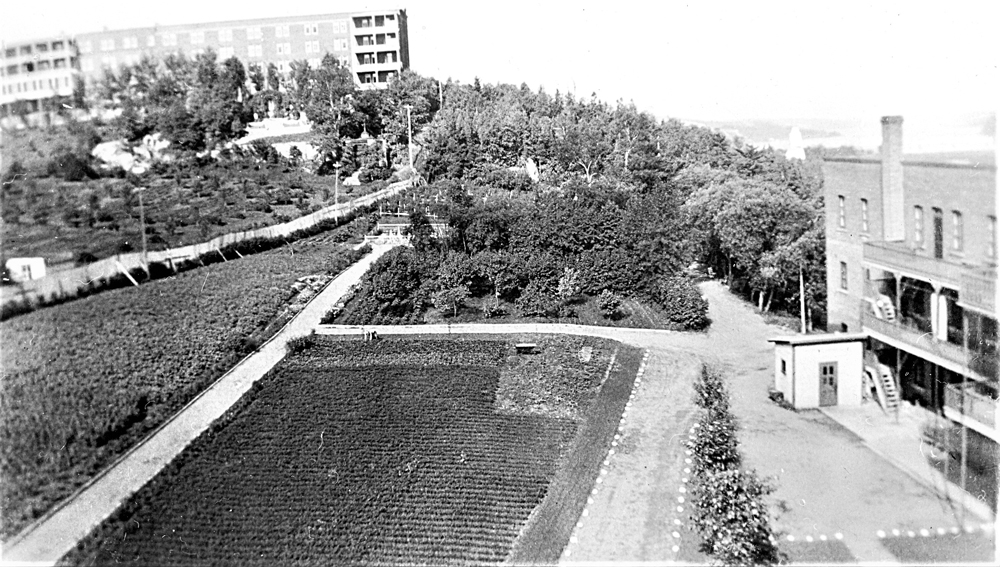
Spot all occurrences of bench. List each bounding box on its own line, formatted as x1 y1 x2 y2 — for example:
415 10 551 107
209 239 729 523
515 343 537 354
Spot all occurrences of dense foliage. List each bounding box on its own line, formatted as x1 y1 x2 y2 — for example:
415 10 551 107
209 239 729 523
0 236 364 538
64 337 624 565
325 77 825 328
687 366 782 566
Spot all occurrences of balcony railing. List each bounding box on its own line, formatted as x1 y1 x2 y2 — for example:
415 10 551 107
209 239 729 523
945 382 997 429
960 267 996 315
862 307 967 369
864 241 963 288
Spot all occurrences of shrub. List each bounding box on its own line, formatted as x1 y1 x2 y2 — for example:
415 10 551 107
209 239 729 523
286 332 317 354
515 280 559 318
690 468 781 566
597 289 622 319
648 276 709 330
689 407 741 475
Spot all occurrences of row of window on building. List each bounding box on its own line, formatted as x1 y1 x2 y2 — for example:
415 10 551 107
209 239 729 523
837 195 997 258
78 21 353 54
3 57 74 75
1 76 72 95
3 40 71 58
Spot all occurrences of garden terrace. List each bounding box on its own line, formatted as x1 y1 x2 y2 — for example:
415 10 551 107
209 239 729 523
0 232 365 539
64 335 643 565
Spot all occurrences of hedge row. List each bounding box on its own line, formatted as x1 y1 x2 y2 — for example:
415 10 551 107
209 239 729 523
686 366 783 566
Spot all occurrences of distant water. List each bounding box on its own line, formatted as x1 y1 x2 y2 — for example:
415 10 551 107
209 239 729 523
695 113 996 162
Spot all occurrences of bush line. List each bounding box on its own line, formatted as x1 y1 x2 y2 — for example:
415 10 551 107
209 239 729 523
686 365 784 566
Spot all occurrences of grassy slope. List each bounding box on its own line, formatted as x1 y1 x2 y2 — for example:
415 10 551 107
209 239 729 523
1 126 386 263
0 228 362 539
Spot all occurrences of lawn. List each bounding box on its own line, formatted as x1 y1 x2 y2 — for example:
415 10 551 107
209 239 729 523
62 336 642 565
0 231 365 539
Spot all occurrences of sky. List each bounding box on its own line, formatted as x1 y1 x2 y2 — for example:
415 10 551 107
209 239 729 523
3 0 997 149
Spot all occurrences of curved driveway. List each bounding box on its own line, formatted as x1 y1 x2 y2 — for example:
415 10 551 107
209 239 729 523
4 276 990 564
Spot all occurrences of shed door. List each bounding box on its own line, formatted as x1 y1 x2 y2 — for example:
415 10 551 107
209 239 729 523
819 362 838 406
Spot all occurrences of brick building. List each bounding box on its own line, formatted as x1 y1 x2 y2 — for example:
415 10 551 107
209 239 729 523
823 116 997 459
1 8 409 117
74 9 409 89
0 36 81 116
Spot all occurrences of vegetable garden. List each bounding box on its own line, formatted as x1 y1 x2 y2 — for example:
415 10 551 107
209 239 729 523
64 336 642 565
0 232 365 539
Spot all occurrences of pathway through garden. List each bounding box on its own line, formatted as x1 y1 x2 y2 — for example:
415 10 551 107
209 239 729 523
1 243 399 565
319 281 992 564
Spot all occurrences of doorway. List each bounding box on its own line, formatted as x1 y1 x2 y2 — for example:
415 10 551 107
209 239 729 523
933 208 944 259
819 362 838 406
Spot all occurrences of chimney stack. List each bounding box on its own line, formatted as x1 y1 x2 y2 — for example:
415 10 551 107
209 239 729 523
880 116 905 241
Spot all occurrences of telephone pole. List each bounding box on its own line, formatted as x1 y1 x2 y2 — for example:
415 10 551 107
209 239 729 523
404 104 413 170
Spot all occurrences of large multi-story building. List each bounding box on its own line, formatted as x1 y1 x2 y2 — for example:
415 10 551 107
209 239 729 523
73 9 409 89
824 116 997 450
1 8 409 118
0 36 81 116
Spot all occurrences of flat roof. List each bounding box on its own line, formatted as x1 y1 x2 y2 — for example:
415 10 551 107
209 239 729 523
768 333 868 346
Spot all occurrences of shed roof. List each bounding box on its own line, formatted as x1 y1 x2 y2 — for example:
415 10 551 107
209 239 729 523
768 333 867 346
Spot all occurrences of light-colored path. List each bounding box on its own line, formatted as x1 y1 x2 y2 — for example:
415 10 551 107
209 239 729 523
1 244 399 565
320 281 993 564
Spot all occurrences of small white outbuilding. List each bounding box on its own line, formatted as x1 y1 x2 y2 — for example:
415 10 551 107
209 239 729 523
768 333 867 409
5 257 46 282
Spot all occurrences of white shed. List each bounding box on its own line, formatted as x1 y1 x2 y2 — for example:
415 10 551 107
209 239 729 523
5 257 46 282
768 333 867 409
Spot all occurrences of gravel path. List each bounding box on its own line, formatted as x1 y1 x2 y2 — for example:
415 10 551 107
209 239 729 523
7 275 987 564
2 243 399 565
320 281 991 564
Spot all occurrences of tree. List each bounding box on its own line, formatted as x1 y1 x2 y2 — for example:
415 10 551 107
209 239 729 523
432 285 469 317
598 289 622 319
405 209 436 253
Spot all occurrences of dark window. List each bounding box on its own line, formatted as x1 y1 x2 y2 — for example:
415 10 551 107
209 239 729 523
840 262 848 290
861 199 869 232
951 211 963 251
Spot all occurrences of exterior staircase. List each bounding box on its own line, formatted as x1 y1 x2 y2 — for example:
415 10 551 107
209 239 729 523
866 362 901 412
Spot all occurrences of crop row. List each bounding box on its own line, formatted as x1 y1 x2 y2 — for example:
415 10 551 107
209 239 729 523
66 351 579 566
0 239 364 538
285 337 508 368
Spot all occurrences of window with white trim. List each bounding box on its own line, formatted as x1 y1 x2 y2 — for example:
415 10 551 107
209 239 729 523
247 27 262 41
248 44 263 58
837 195 845 228
914 206 924 246
276 43 292 56
275 25 290 38
100 38 115 51
190 31 205 44
839 262 847 290
861 199 869 233
218 29 233 43
162 33 177 46
219 46 235 60
305 40 320 54
304 23 319 35
147 35 156 47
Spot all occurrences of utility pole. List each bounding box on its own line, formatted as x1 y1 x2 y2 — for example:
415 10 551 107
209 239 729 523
799 265 807 333
333 163 341 206
133 186 148 274
404 104 413 170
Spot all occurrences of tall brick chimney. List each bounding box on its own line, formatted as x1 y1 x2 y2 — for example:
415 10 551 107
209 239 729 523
880 116 905 241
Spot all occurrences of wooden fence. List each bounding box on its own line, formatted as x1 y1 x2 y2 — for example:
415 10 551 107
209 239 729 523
3 179 413 310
